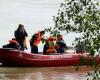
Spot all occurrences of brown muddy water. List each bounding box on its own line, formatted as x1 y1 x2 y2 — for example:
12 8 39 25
0 66 94 80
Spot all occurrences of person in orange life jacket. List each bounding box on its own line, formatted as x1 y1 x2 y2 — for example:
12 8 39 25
14 24 28 51
46 36 57 54
30 31 45 54
3 38 20 49
56 34 67 54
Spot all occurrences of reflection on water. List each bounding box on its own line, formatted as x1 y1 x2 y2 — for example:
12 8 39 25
0 66 93 80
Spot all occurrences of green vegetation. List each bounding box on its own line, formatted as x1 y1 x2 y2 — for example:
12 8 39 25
87 69 100 80
45 0 100 80
53 0 100 55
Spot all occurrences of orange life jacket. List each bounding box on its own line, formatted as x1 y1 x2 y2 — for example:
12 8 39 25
46 36 57 53
9 40 18 45
46 45 57 53
34 32 42 46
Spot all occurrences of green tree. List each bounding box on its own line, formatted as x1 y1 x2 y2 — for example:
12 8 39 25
53 0 100 56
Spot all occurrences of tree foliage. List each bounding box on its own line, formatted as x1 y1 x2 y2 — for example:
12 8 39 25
53 0 100 55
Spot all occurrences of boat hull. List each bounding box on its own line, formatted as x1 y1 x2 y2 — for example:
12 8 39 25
0 48 100 67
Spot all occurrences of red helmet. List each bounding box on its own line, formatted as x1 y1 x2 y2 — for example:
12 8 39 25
47 36 56 41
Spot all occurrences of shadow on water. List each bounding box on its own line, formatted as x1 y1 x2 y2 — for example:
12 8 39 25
0 66 94 80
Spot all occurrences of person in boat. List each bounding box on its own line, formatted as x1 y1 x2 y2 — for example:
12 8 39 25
56 34 67 54
44 36 57 54
2 38 20 50
14 24 28 51
30 30 45 54
43 40 49 54
75 41 85 54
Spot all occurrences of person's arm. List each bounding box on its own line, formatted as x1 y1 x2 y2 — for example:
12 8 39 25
24 30 28 37
14 31 17 38
14 30 19 40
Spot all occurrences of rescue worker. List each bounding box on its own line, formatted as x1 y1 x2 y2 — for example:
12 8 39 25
46 36 57 54
3 38 20 49
43 40 49 55
30 31 45 54
75 41 85 54
56 34 67 53
14 24 28 51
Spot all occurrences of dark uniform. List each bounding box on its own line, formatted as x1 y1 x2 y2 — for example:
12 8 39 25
14 24 28 51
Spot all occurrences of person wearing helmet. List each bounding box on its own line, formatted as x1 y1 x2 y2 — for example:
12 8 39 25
45 36 57 54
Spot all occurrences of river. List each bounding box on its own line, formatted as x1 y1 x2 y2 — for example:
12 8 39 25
0 66 94 80
0 0 96 80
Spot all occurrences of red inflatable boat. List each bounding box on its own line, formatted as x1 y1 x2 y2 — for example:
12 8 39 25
0 48 99 67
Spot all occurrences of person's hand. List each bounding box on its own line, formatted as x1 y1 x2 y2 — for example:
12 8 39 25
41 38 46 43
25 47 28 50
